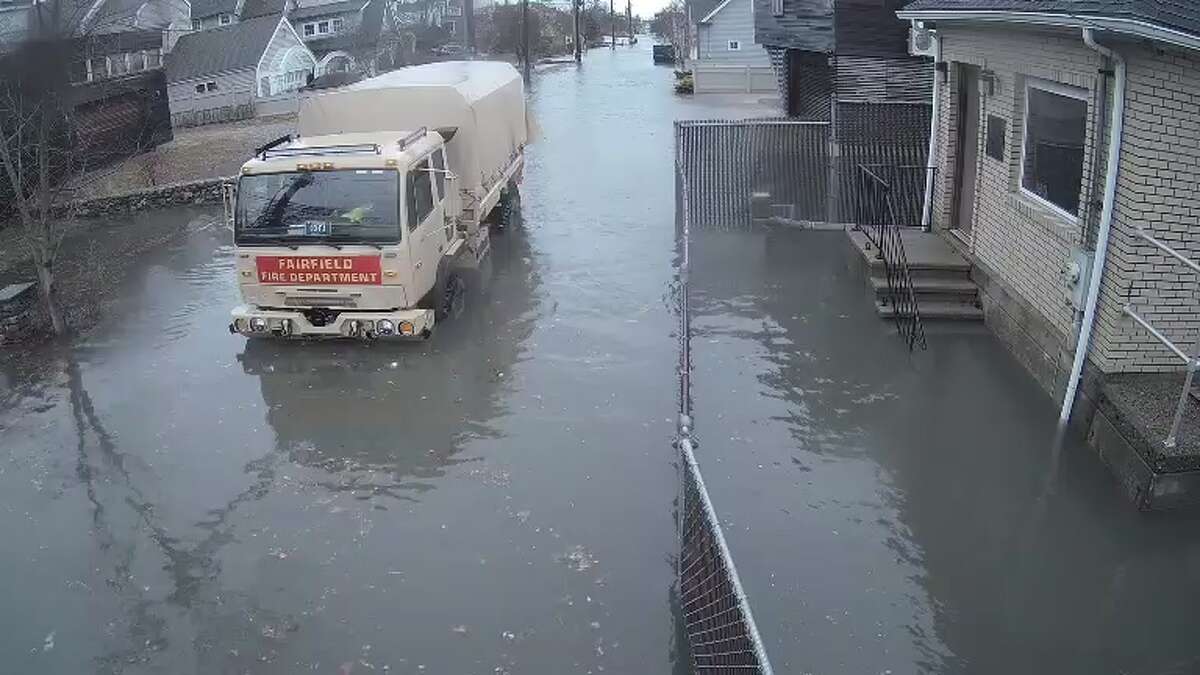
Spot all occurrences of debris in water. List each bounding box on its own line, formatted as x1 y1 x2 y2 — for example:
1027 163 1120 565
42 631 55 652
451 625 469 635
557 545 597 572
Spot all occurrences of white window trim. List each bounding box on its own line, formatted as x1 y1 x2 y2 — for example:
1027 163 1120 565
1018 77 1088 223
302 19 339 36
728 39 740 50
219 13 232 25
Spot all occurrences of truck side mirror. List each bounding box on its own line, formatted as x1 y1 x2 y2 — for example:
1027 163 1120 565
222 180 236 229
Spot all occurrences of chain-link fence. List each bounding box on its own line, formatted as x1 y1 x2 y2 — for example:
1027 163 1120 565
674 120 775 675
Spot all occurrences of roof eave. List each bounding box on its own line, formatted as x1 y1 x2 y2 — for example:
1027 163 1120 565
896 8 1200 53
698 0 733 24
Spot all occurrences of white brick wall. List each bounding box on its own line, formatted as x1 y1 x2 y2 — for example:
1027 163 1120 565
932 24 1200 374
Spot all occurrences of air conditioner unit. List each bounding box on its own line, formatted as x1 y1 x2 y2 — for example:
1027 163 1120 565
909 25 938 58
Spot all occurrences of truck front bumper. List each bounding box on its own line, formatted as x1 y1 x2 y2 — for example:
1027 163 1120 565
229 305 435 339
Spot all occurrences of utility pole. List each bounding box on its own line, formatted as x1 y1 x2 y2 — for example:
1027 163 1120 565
609 0 614 48
522 0 531 81
626 0 631 42
465 0 475 56
573 0 581 63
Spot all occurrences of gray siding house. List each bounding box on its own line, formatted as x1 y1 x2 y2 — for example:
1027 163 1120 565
694 0 774 92
898 0 1200 508
165 13 316 126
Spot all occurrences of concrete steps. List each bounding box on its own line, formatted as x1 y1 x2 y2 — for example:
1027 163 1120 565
847 228 983 322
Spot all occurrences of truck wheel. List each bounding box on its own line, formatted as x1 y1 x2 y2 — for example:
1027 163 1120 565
495 185 519 231
436 273 465 320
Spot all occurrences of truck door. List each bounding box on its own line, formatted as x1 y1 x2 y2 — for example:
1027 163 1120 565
406 156 445 298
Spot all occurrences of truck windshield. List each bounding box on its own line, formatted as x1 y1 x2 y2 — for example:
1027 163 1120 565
236 170 401 245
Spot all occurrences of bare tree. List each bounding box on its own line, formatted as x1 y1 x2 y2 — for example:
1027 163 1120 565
0 2 81 335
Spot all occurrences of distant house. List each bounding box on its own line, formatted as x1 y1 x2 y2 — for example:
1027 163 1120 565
896 0 1200 508
693 0 774 93
289 0 385 74
165 13 316 126
0 0 182 165
754 0 929 117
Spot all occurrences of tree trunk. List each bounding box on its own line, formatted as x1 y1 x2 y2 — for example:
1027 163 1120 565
35 254 66 335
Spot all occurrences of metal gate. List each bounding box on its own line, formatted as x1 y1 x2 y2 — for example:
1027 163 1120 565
675 119 831 228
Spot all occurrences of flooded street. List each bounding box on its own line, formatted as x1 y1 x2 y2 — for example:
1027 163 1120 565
0 46 769 674
4 42 1200 675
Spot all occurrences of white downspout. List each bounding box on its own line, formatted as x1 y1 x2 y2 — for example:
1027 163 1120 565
919 20 940 231
1059 28 1126 424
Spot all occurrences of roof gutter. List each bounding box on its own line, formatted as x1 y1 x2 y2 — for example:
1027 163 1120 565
1059 27 1126 426
895 9 1200 52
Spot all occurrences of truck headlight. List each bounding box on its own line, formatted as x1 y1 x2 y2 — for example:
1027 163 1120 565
249 317 268 332
398 321 415 336
377 319 396 335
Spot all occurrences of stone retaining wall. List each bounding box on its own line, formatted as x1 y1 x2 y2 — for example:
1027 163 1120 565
68 177 231 219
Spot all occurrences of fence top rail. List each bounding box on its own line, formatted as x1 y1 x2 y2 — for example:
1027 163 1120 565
676 118 833 128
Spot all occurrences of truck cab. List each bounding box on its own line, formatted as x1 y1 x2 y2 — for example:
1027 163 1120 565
228 129 468 339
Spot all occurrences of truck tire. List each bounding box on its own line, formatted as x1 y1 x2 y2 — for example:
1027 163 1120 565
493 184 519 232
437 273 465 320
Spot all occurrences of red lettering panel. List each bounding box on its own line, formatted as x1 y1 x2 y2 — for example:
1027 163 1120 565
255 256 383 285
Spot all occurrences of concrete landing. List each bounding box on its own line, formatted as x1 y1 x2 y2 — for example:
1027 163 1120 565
846 228 983 321
1089 373 1200 510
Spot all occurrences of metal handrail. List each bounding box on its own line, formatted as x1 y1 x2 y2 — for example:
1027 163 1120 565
854 164 927 351
1124 227 1200 448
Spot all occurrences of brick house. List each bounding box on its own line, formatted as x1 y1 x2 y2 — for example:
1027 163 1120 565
897 0 1200 508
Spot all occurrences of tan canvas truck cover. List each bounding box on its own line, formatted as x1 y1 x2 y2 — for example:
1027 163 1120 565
298 61 529 223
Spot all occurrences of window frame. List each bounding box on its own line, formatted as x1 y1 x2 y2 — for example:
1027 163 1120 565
303 22 315 35
406 158 435 231
727 40 740 50
332 16 344 31
192 18 201 30
770 0 783 17
318 20 330 33
219 13 232 25
1018 77 1089 222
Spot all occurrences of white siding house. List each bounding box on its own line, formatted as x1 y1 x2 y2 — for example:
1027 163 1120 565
693 0 774 93
166 14 316 125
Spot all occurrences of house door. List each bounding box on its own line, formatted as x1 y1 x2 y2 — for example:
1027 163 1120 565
951 64 980 236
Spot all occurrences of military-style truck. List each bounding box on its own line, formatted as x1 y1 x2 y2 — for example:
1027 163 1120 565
227 61 530 339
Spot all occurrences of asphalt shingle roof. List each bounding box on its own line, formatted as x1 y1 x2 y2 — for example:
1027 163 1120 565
289 0 365 21
191 0 239 19
900 0 1200 41
166 13 280 82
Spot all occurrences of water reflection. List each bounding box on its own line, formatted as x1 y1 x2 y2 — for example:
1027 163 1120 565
238 216 540 501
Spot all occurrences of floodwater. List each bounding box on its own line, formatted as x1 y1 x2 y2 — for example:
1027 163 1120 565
0 46 771 674
689 228 1200 674
4 42 1199 675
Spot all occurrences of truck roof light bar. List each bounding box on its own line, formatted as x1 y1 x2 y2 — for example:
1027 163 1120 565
263 143 382 160
397 127 428 150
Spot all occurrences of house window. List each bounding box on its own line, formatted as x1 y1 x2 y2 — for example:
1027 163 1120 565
89 56 108 79
446 19 456 32
192 18 201 30
108 53 128 76
318 20 329 33
332 17 343 31
219 13 232 25
70 59 89 83
407 159 434 230
770 0 783 17
1020 79 1088 218
728 40 740 50
195 81 218 93
145 49 162 68
129 51 145 73
303 23 315 35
